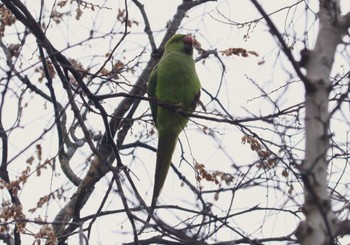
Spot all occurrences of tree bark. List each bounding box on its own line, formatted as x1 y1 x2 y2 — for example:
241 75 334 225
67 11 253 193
296 0 348 244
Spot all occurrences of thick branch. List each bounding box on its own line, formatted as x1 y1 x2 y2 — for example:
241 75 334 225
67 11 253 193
296 0 344 244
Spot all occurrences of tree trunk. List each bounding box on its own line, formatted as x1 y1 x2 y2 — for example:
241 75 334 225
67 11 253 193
296 0 346 244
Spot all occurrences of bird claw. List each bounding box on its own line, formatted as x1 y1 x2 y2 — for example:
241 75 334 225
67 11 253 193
175 103 183 112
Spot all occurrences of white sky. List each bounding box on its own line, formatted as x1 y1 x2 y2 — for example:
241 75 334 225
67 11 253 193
1 0 350 244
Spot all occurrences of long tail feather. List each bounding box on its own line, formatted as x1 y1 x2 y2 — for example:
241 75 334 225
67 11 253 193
144 130 179 226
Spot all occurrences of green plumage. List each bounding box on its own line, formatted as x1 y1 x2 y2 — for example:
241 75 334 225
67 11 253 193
147 34 201 219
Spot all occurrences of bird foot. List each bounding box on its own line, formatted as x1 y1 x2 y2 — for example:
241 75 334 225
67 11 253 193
174 103 183 112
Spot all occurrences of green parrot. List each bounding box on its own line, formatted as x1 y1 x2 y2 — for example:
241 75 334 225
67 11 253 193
147 34 201 220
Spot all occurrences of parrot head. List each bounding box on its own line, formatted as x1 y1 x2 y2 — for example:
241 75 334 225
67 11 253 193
165 34 195 55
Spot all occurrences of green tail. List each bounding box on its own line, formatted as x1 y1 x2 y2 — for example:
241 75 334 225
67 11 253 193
152 131 179 207
145 130 179 224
